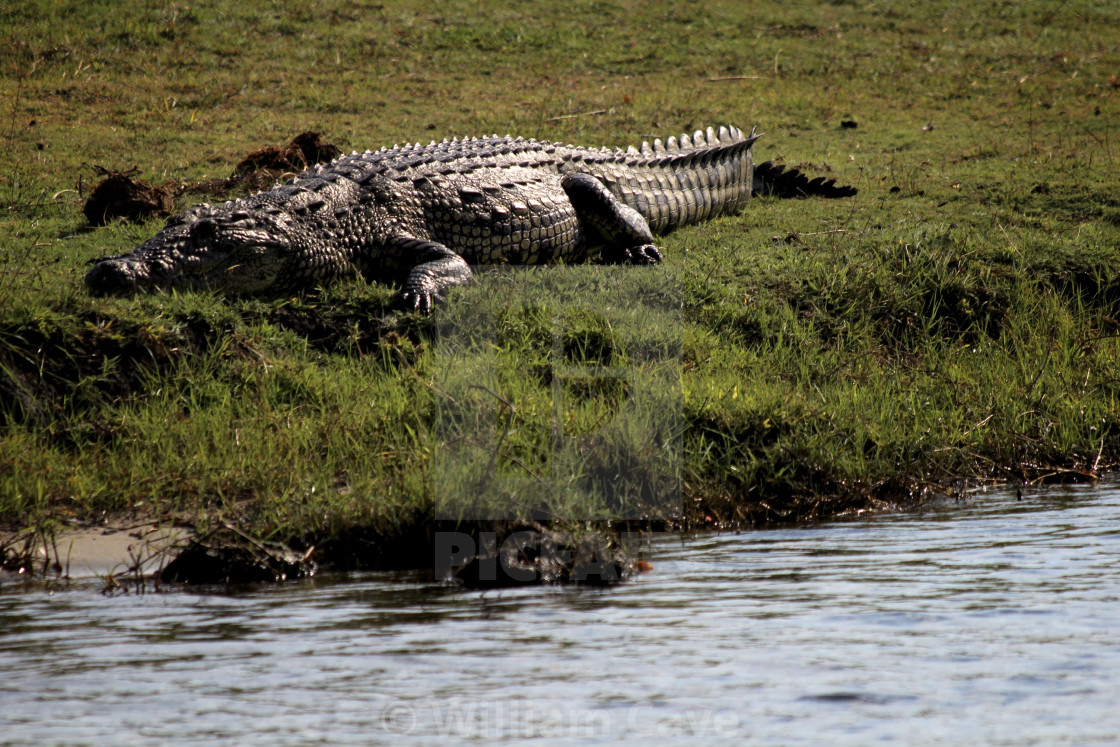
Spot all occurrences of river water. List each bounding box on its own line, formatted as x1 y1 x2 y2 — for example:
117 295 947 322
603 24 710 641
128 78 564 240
3 482 1119 745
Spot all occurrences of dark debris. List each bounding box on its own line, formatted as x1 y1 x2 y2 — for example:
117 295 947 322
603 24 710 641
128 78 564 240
82 132 344 226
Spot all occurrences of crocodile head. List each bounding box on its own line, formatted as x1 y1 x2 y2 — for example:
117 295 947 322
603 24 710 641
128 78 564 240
85 204 311 296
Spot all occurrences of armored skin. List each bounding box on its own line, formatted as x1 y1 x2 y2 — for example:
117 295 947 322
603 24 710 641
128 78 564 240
85 125 855 310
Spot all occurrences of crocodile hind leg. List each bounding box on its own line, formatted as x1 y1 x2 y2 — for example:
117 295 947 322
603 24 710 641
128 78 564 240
561 172 663 265
393 237 473 312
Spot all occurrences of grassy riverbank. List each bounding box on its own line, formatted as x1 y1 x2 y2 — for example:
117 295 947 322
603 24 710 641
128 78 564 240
2 0 1119 574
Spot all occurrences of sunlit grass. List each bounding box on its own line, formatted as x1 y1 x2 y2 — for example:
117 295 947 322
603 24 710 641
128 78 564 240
2 0 1119 551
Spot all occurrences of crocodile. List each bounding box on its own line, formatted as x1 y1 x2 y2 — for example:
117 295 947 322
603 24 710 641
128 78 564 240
85 125 856 310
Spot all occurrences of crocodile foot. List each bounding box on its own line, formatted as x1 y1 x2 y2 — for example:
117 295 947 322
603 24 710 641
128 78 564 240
398 288 444 313
601 243 663 265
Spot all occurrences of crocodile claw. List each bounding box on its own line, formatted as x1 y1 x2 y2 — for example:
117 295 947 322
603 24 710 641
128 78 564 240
602 244 663 265
399 290 435 313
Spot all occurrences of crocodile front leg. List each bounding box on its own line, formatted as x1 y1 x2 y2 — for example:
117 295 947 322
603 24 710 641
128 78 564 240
560 172 662 265
394 237 473 312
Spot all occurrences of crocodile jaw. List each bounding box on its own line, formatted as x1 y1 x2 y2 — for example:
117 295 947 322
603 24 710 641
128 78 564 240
86 214 297 296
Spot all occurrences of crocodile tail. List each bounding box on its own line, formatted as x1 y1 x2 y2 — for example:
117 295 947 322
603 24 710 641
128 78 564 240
753 161 857 198
612 125 761 233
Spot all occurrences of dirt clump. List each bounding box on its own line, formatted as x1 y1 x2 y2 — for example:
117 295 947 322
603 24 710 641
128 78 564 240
82 132 345 226
231 131 343 179
82 168 175 226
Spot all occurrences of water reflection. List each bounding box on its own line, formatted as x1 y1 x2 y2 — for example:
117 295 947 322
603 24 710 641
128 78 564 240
2 483 1120 744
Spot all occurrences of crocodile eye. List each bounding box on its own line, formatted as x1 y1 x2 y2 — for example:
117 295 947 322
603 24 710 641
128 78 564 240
191 218 219 241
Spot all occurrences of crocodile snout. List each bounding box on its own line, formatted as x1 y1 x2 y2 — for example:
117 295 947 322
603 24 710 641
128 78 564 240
85 259 140 297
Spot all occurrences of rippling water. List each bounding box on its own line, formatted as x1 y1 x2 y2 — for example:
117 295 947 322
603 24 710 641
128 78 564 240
3 483 1120 745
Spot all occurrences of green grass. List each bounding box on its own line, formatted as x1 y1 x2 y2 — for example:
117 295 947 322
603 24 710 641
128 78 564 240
2 0 1119 560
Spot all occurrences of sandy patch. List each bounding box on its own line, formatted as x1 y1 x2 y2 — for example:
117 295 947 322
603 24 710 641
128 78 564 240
2 524 191 580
